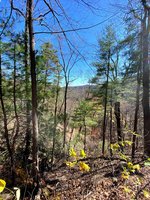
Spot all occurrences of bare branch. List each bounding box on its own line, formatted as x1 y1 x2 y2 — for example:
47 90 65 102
10 0 25 17
34 12 119 35
43 0 73 51
75 0 99 12
0 4 12 37
35 10 51 20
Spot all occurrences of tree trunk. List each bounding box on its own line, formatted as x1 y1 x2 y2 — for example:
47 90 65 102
12 42 20 152
24 0 31 163
63 81 68 150
102 50 110 155
109 88 113 157
68 127 74 151
83 118 87 151
51 71 60 167
28 0 39 181
132 67 141 159
114 102 123 151
142 5 150 156
132 30 142 159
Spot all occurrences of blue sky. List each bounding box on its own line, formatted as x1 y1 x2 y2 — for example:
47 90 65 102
56 0 128 86
0 0 128 86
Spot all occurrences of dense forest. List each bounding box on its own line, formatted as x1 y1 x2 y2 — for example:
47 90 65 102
0 0 150 199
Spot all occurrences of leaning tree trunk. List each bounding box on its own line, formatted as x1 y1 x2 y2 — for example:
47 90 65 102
28 0 39 182
63 80 68 151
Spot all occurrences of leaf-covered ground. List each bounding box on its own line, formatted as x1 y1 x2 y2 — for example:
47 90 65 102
1 155 150 199
35 156 150 200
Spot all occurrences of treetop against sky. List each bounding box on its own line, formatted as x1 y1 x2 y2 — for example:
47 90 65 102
0 0 128 86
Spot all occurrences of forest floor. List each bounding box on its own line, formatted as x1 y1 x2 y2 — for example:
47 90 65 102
36 154 150 200
1 153 150 200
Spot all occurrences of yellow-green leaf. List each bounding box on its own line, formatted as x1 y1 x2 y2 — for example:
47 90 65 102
121 171 130 180
144 161 150 166
133 164 140 171
79 162 90 172
66 161 76 168
69 148 77 157
127 162 133 169
143 190 150 198
132 131 141 137
124 140 132 146
80 149 86 158
110 143 119 151
119 153 128 161
136 177 142 185
119 141 125 147
0 179 6 193
124 186 131 193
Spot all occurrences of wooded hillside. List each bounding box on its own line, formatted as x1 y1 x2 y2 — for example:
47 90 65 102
0 0 150 199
